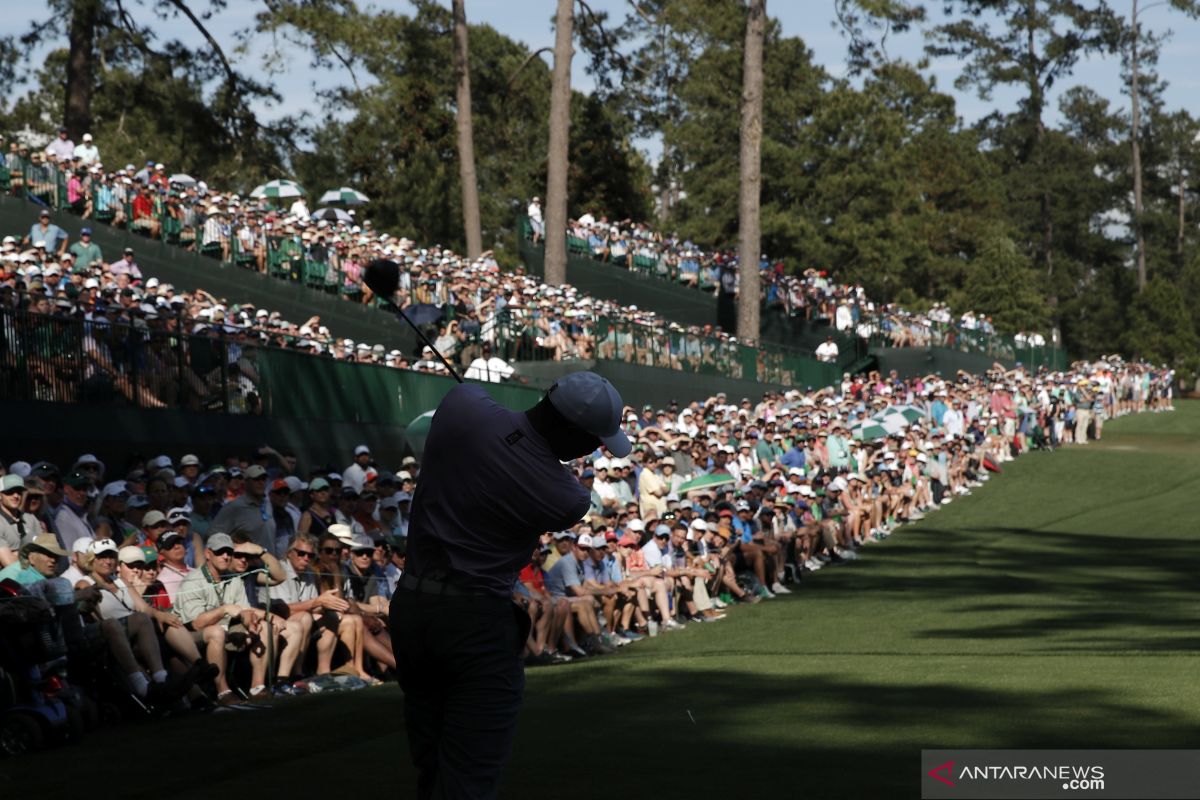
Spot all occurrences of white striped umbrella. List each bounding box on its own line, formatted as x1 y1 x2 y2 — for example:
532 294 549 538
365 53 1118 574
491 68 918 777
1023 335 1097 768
318 187 369 205
250 179 306 199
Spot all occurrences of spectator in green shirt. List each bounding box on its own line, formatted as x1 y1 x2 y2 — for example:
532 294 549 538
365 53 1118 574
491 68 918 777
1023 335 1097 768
68 227 104 268
0 533 66 586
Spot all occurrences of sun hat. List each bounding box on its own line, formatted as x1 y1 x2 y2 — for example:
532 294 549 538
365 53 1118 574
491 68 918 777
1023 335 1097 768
328 524 354 545
26 534 67 557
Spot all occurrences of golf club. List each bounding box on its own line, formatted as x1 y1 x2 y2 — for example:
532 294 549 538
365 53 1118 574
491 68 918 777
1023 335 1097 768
363 259 464 383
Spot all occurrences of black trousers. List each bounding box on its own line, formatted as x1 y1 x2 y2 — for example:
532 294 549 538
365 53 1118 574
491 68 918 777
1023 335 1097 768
389 586 530 800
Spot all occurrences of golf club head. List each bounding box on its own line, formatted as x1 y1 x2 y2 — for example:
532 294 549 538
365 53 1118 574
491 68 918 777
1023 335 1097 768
363 259 401 299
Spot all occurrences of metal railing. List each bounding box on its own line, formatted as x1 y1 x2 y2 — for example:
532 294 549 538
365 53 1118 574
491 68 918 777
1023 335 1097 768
486 313 839 388
0 305 261 414
868 317 1067 371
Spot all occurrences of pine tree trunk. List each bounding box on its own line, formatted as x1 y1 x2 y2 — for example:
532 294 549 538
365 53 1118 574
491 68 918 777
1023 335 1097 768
1130 0 1148 291
736 0 765 345
452 0 483 258
544 0 574 286
1178 171 1186 270
1026 14 1057 333
64 0 100 139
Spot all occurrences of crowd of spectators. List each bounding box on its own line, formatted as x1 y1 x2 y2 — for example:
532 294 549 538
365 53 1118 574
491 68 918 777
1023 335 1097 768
4 130 1048 390
3 148 822 388
0 208 824 411
533 198 1057 356
0 357 1174 717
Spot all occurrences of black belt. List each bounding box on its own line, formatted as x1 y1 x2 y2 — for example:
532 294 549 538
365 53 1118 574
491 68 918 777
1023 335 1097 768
401 572 490 597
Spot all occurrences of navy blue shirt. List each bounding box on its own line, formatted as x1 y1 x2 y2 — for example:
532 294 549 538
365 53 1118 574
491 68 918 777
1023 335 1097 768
406 384 591 597
780 446 806 470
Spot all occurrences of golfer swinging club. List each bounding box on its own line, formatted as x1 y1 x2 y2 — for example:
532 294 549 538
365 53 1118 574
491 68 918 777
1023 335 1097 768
389 371 631 799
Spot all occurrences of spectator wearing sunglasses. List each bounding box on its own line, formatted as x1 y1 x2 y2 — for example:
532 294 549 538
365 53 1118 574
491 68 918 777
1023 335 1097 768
156 531 193 606
54 470 96 553
269 534 347 677
117 545 210 675
0 475 42 566
229 539 309 689
176 532 279 703
315 532 387 678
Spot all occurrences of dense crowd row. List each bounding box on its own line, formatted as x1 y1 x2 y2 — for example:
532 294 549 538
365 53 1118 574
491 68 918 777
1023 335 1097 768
1 213 829 413
2 137 821 381
529 199 1056 355
0 357 1174 717
5 130 1051 388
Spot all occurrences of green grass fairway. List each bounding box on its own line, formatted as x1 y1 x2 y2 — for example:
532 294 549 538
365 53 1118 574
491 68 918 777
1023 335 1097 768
6 403 1199 798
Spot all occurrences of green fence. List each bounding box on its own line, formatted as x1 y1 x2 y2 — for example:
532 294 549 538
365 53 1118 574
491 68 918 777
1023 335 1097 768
256 347 543 427
870 322 1069 372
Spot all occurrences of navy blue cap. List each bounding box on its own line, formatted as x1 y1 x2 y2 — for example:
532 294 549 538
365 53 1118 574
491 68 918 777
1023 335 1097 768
546 372 631 458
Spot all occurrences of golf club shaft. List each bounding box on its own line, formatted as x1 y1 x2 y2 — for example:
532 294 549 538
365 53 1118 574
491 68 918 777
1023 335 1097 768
379 297 464 383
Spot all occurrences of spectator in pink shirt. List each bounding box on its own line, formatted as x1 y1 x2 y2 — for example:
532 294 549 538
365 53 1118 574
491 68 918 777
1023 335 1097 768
156 530 192 605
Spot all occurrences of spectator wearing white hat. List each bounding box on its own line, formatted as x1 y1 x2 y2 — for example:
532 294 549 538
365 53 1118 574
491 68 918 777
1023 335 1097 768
590 457 619 515
93 480 135 544
133 509 171 550
75 538 173 700
527 196 543 243
343 444 371 494
178 454 203 485
73 132 100 165
61 536 95 585
542 533 610 655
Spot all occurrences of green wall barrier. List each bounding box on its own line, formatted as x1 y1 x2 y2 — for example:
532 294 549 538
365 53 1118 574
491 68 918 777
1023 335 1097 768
0 399 416 476
256 347 544 427
870 345 1068 380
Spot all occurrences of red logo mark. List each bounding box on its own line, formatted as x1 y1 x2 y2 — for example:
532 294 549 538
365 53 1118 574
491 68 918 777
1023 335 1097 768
928 760 956 787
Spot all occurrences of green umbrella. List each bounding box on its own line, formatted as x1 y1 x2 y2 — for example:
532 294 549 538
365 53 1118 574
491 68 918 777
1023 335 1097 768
890 404 926 423
678 473 737 493
852 421 889 440
250 179 306 200
318 187 370 205
403 409 436 455
872 412 910 435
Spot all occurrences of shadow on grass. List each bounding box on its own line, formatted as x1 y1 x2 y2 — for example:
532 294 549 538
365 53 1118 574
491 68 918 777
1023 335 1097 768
7 665 1198 800
801 525 1198 650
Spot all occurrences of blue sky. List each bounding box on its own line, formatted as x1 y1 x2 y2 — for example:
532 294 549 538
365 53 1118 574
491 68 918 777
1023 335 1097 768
3 1 1199 161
